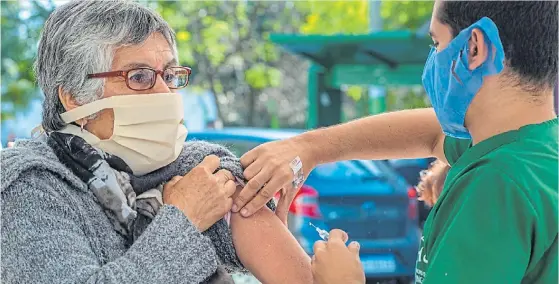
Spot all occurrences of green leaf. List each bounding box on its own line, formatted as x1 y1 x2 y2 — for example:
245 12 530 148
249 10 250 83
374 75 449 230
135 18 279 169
213 81 224 94
245 64 269 90
1 0 48 120
267 67 282 87
347 86 363 101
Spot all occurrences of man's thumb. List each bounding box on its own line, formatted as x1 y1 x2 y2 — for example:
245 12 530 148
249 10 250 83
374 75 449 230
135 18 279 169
348 241 361 255
275 193 290 226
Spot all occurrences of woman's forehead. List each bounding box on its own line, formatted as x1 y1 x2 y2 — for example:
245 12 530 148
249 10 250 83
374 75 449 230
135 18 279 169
111 33 175 71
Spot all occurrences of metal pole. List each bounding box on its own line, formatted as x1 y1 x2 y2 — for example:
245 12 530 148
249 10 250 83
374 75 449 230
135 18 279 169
307 64 319 129
368 0 386 115
369 0 382 33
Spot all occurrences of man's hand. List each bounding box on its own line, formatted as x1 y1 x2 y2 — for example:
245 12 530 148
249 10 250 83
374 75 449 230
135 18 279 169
163 155 236 232
312 229 365 284
234 109 445 221
234 137 317 222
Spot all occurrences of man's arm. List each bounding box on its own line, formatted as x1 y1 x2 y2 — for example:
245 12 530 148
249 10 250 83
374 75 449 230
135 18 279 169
298 108 446 164
235 108 446 218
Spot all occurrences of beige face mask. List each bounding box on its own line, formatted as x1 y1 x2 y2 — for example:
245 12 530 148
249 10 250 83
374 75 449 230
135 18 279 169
58 93 188 176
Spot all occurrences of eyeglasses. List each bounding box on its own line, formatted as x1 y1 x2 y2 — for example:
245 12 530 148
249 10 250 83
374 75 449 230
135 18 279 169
87 66 192 91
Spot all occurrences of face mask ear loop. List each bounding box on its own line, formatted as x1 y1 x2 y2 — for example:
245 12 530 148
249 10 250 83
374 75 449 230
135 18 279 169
80 120 85 133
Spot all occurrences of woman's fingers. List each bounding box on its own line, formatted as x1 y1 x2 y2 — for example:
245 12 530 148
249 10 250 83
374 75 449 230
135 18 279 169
167 176 182 187
215 169 234 185
198 155 220 172
223 180 237 197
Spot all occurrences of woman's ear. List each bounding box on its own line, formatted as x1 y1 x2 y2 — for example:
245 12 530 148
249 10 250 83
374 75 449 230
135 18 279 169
58 86 79 111
467 28 489 70
58 86 88 125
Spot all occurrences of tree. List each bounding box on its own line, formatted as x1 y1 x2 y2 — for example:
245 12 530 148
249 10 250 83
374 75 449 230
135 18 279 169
154 0 433 128
1 0 54 121
294 0 435 117
293 1 434 37
154 1 310 127
2 0 311 129
295 0 370 35
381 1 434 112
1 0 435 129
381 1 434 31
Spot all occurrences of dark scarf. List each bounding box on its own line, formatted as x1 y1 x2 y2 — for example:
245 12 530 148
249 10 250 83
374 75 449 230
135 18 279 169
48 131 164 242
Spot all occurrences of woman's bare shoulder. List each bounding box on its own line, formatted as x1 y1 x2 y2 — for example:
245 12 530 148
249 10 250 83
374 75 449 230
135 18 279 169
230 200 313 284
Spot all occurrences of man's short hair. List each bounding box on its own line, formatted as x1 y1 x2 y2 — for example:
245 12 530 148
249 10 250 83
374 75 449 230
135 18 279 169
437 1 558 92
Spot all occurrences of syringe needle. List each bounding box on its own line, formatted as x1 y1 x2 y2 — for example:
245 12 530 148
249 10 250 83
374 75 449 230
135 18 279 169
309 222 329 240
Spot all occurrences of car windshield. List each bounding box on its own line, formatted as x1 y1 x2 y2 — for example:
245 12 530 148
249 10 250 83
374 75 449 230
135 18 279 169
357 159 402 182
313 160 381 179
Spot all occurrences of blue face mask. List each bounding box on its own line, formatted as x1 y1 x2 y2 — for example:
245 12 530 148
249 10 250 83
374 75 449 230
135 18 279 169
422 17 505 139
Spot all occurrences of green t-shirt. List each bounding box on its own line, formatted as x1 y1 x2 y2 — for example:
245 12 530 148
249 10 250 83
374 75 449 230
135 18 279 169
415 118 558 284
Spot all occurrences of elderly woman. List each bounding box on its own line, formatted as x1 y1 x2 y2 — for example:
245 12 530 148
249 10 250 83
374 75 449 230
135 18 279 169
0 1 312 283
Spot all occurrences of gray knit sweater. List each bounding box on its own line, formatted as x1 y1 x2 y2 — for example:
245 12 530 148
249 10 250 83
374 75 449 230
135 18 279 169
1 137 265 283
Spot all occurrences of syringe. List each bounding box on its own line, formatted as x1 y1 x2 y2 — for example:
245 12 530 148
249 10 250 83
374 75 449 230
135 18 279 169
309 222 329 241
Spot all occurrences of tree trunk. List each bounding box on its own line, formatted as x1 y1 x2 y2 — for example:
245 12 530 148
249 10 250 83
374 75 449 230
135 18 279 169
247 88 257 126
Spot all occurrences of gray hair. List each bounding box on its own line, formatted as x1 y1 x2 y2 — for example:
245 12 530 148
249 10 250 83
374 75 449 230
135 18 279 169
35 0 178 132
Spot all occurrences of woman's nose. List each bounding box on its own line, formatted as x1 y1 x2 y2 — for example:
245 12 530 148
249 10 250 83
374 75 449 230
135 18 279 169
151 74 171 93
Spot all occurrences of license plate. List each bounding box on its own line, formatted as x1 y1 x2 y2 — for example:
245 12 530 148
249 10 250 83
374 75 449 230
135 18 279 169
361 255 397 274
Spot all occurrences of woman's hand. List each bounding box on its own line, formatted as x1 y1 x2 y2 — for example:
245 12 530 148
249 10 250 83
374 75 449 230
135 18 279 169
312 229 365 284
163 155 236 232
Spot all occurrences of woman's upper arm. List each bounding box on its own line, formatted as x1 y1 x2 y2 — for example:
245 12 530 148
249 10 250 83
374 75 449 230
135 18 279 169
230 199 312 284
2 174 100 283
